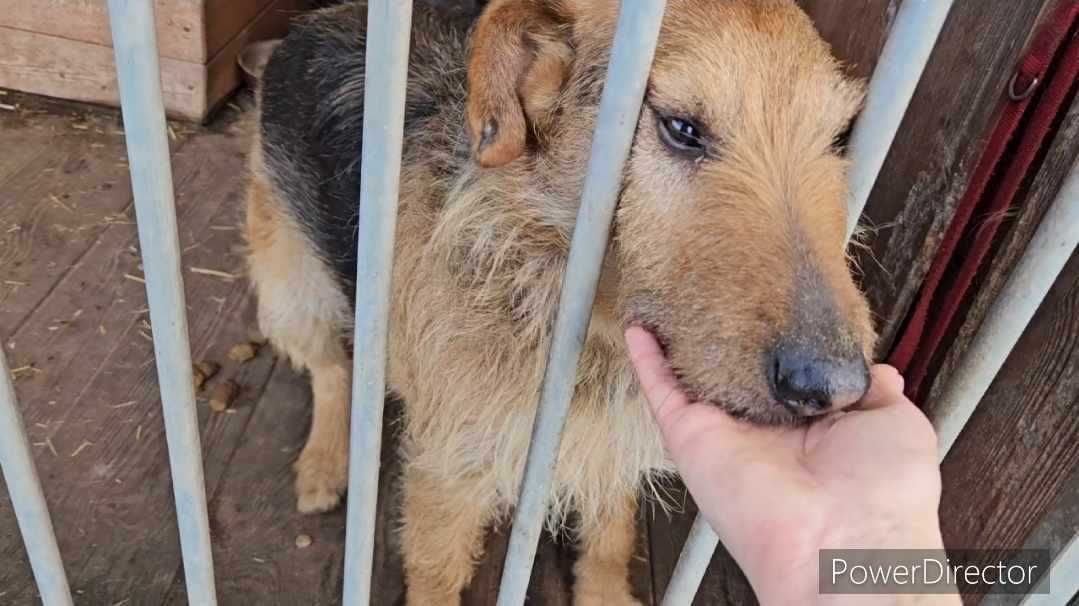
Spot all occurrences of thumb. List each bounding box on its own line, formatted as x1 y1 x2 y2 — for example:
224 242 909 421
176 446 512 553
858 364 908 410
625 326 690 427
624 326 780 460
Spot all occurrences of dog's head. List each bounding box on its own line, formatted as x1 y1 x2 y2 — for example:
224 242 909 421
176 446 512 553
466 0 876 424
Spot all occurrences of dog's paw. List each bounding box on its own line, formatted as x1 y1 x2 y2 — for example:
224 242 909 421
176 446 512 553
293 445 348 514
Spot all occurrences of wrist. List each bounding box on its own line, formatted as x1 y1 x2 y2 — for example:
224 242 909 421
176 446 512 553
811 517 958 606
821 508 946 552
738 511 950 606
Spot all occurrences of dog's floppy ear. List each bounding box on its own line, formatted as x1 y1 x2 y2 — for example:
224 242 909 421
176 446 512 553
467 0 572 167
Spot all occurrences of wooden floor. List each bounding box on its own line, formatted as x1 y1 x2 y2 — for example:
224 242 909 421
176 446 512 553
0 92 754 605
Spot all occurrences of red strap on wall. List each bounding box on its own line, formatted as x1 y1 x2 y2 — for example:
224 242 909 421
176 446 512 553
888 0 1079 402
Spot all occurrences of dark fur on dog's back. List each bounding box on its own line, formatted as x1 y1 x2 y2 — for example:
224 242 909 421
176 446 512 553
260 4 473 292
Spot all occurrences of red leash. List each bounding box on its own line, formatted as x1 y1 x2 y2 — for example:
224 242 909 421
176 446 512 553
888 0 1079 402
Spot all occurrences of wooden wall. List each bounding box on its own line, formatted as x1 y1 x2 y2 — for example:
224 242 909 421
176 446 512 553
0 0 307 121
847 0 1079 600
935 94 1079 603
854 0 1060 354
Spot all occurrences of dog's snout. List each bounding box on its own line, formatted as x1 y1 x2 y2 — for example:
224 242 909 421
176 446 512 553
770 344 869 416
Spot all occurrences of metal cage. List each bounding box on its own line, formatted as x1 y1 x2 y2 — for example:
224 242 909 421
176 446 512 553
2 1 1078 604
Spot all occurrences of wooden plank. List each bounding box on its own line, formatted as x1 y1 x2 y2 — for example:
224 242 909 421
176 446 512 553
0 0 300 122
981 464 1079 606
851 0 1056 355
465 528 512 605
0 125 274 604
0 0 207 63
923 92 1079 415
0 102 138 355
162 363 350 605
648 483 756 606
928 97 1079 594
0 26 208 121
201 0 304 120
368 398 407 606
1019 463 1079 598
917 89 1079 590
938 247 1079 603
0 0 284 65
631 510 657 606
798 0 897 80
463 528 568 605
205 0 277 62
524 535 575 606
464 516 652 605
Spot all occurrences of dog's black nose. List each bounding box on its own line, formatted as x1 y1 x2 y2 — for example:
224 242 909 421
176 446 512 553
771 345 869 415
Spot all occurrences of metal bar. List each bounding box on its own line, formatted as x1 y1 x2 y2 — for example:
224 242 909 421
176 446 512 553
663 3 959 601
1019 534 1079 606
844 0 956 241
0 348 73 606
341 1 413 604
660 514 720 606
495 2 667 604
106 1 217 603
934 160 1079 459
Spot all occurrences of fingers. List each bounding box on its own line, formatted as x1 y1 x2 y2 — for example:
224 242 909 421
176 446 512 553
852 364 941 459
625 326 689 422
625 326 770 480
857 364 908 410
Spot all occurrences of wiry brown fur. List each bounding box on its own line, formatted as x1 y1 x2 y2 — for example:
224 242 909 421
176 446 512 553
246 1 876 603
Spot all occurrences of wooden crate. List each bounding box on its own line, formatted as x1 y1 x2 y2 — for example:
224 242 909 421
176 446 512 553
0 0 306 121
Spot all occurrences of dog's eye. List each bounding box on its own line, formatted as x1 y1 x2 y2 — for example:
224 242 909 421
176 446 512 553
659 116 706 156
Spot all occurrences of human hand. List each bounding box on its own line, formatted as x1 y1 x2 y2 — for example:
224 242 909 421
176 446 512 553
625 327 956 605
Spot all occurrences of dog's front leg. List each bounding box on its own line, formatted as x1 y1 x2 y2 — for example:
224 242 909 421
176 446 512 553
401 467 493 605
573 495 643 606
293 355 351 513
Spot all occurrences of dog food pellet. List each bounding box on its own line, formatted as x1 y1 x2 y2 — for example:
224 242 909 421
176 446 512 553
196 360 220 379
192 360 220 390
228 342 259 362
295 534 312 549
209 380 238 412
248 327 268 346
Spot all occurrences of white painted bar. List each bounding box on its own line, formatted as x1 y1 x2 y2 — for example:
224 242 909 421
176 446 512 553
661 514 720 606
0 348 73 606
495 2 667 604
663 2 959 600
935 160 1079 459
341 1 414 604
106 0 217 603
1019 534 1079 606
845 0 956 241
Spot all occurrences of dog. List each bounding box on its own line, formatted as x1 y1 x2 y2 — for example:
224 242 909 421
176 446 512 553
246 0 876 603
